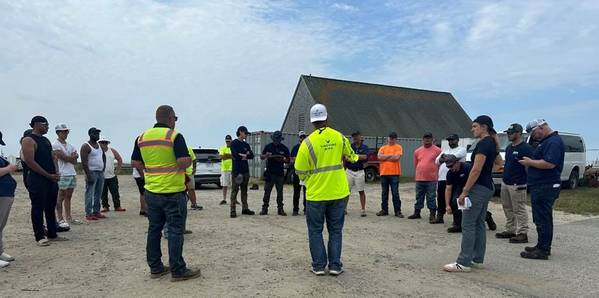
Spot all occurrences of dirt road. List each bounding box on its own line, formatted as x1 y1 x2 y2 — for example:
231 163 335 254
1 175 597 297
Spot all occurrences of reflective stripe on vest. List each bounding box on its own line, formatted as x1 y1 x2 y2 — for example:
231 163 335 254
138 127 186 193
297 135 344 175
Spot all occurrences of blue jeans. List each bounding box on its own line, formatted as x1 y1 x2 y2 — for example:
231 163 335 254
530 183 561 253
380 175 401 213
457 184 494 266
306 198 348 271
85 171 104 216
145 191 188 275
414 181 437 211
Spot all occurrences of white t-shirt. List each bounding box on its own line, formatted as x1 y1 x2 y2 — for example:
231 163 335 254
52 140 77 176
104 148 116 179
435 146 467 181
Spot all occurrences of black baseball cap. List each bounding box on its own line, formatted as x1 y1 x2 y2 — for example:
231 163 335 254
423 132 433 139
445 154 459 167
88 127 101 135
446 133 459 141
225 135 232 140
237 126 251 135
388 132 398 139
473 115 497 134
351 130 361 137
0 131 5 146
504 123 523 134
271 130 284 141
29 116 48 127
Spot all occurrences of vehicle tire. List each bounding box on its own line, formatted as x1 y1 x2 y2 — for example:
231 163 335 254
216 182 223 189
364 167 377 182
565 169 579 190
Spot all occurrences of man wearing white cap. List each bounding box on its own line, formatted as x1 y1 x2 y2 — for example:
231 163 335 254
99 136 125 212
52 124 79 228
519 119 565 260
295 104 358 276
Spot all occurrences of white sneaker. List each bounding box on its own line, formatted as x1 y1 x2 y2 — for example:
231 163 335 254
37 238 50 247
329 268 344 276
58 220 70 229
471 262 484 269
311 268 326 276
443 262 471 272
0 253 15 262
0 259 10 268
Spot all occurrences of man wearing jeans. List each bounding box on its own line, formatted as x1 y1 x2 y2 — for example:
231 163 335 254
519 119 565 260
131 105 201 281
409 133 442 223
295 104 358 276
80 127 106 221
229 126 256 218
376 132 403 217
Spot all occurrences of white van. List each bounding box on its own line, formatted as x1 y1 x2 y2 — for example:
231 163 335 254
463 132 586 189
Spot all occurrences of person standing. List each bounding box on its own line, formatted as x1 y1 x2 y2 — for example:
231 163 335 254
409 133 442 223
99 137 126 213
433 134 467 224
186 146 202 210
345 131 369 217
21 116 68 246
295 104 358 276
81 128 106 221
376 132 404 217
131 105 201 281
218 135 233 205
495 124 534 244
133 168 147 216
443 155 496 234
290 131 307 216
229 126 256 218
52 124 79 228
519 119 565 260
444 115 499 272
260 131 290 216
0 131 18 267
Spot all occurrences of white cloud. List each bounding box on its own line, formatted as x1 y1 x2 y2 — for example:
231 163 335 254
331 3 359 12
371 1 599 98
0 0 344 158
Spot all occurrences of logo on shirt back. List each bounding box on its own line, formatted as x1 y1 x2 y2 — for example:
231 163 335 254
460 174 465 178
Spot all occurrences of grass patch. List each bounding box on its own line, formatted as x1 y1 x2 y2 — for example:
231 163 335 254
491 187 599 216
554 187 599 215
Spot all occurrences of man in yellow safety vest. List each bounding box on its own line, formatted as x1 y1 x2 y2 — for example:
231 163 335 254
131 105 201 282
294 104 358 276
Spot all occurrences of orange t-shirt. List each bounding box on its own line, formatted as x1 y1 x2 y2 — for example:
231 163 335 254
378 144 403 176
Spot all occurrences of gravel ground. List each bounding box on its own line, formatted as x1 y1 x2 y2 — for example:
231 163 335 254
0 175 597 297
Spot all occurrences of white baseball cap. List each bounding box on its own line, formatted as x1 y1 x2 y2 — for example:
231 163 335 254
55 124 70 131
310 104 328 123
98 136 110 143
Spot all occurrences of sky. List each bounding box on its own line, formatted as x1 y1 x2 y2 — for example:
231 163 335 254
1 0 598 162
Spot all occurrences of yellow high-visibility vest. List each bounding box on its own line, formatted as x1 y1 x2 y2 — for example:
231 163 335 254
219 145 232 172
186 147 196 176
138 127 186 193
294 127 358 201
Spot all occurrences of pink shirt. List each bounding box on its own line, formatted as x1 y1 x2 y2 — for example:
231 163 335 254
414 145 442 182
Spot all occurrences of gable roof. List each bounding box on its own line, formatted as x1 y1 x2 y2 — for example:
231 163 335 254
299 75 473 139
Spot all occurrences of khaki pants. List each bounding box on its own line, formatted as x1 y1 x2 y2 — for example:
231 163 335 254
500 183 529 235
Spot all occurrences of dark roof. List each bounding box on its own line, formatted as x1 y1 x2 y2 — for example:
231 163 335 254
301 75 472 139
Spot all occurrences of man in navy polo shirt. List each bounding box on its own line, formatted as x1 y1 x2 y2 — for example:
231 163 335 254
519 119 565 260
496 123 534 244
345 131 369 217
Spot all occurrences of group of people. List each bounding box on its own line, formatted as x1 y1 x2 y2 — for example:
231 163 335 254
0 104 565 280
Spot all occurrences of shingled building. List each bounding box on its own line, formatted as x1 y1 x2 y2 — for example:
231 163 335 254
281 75 472 139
